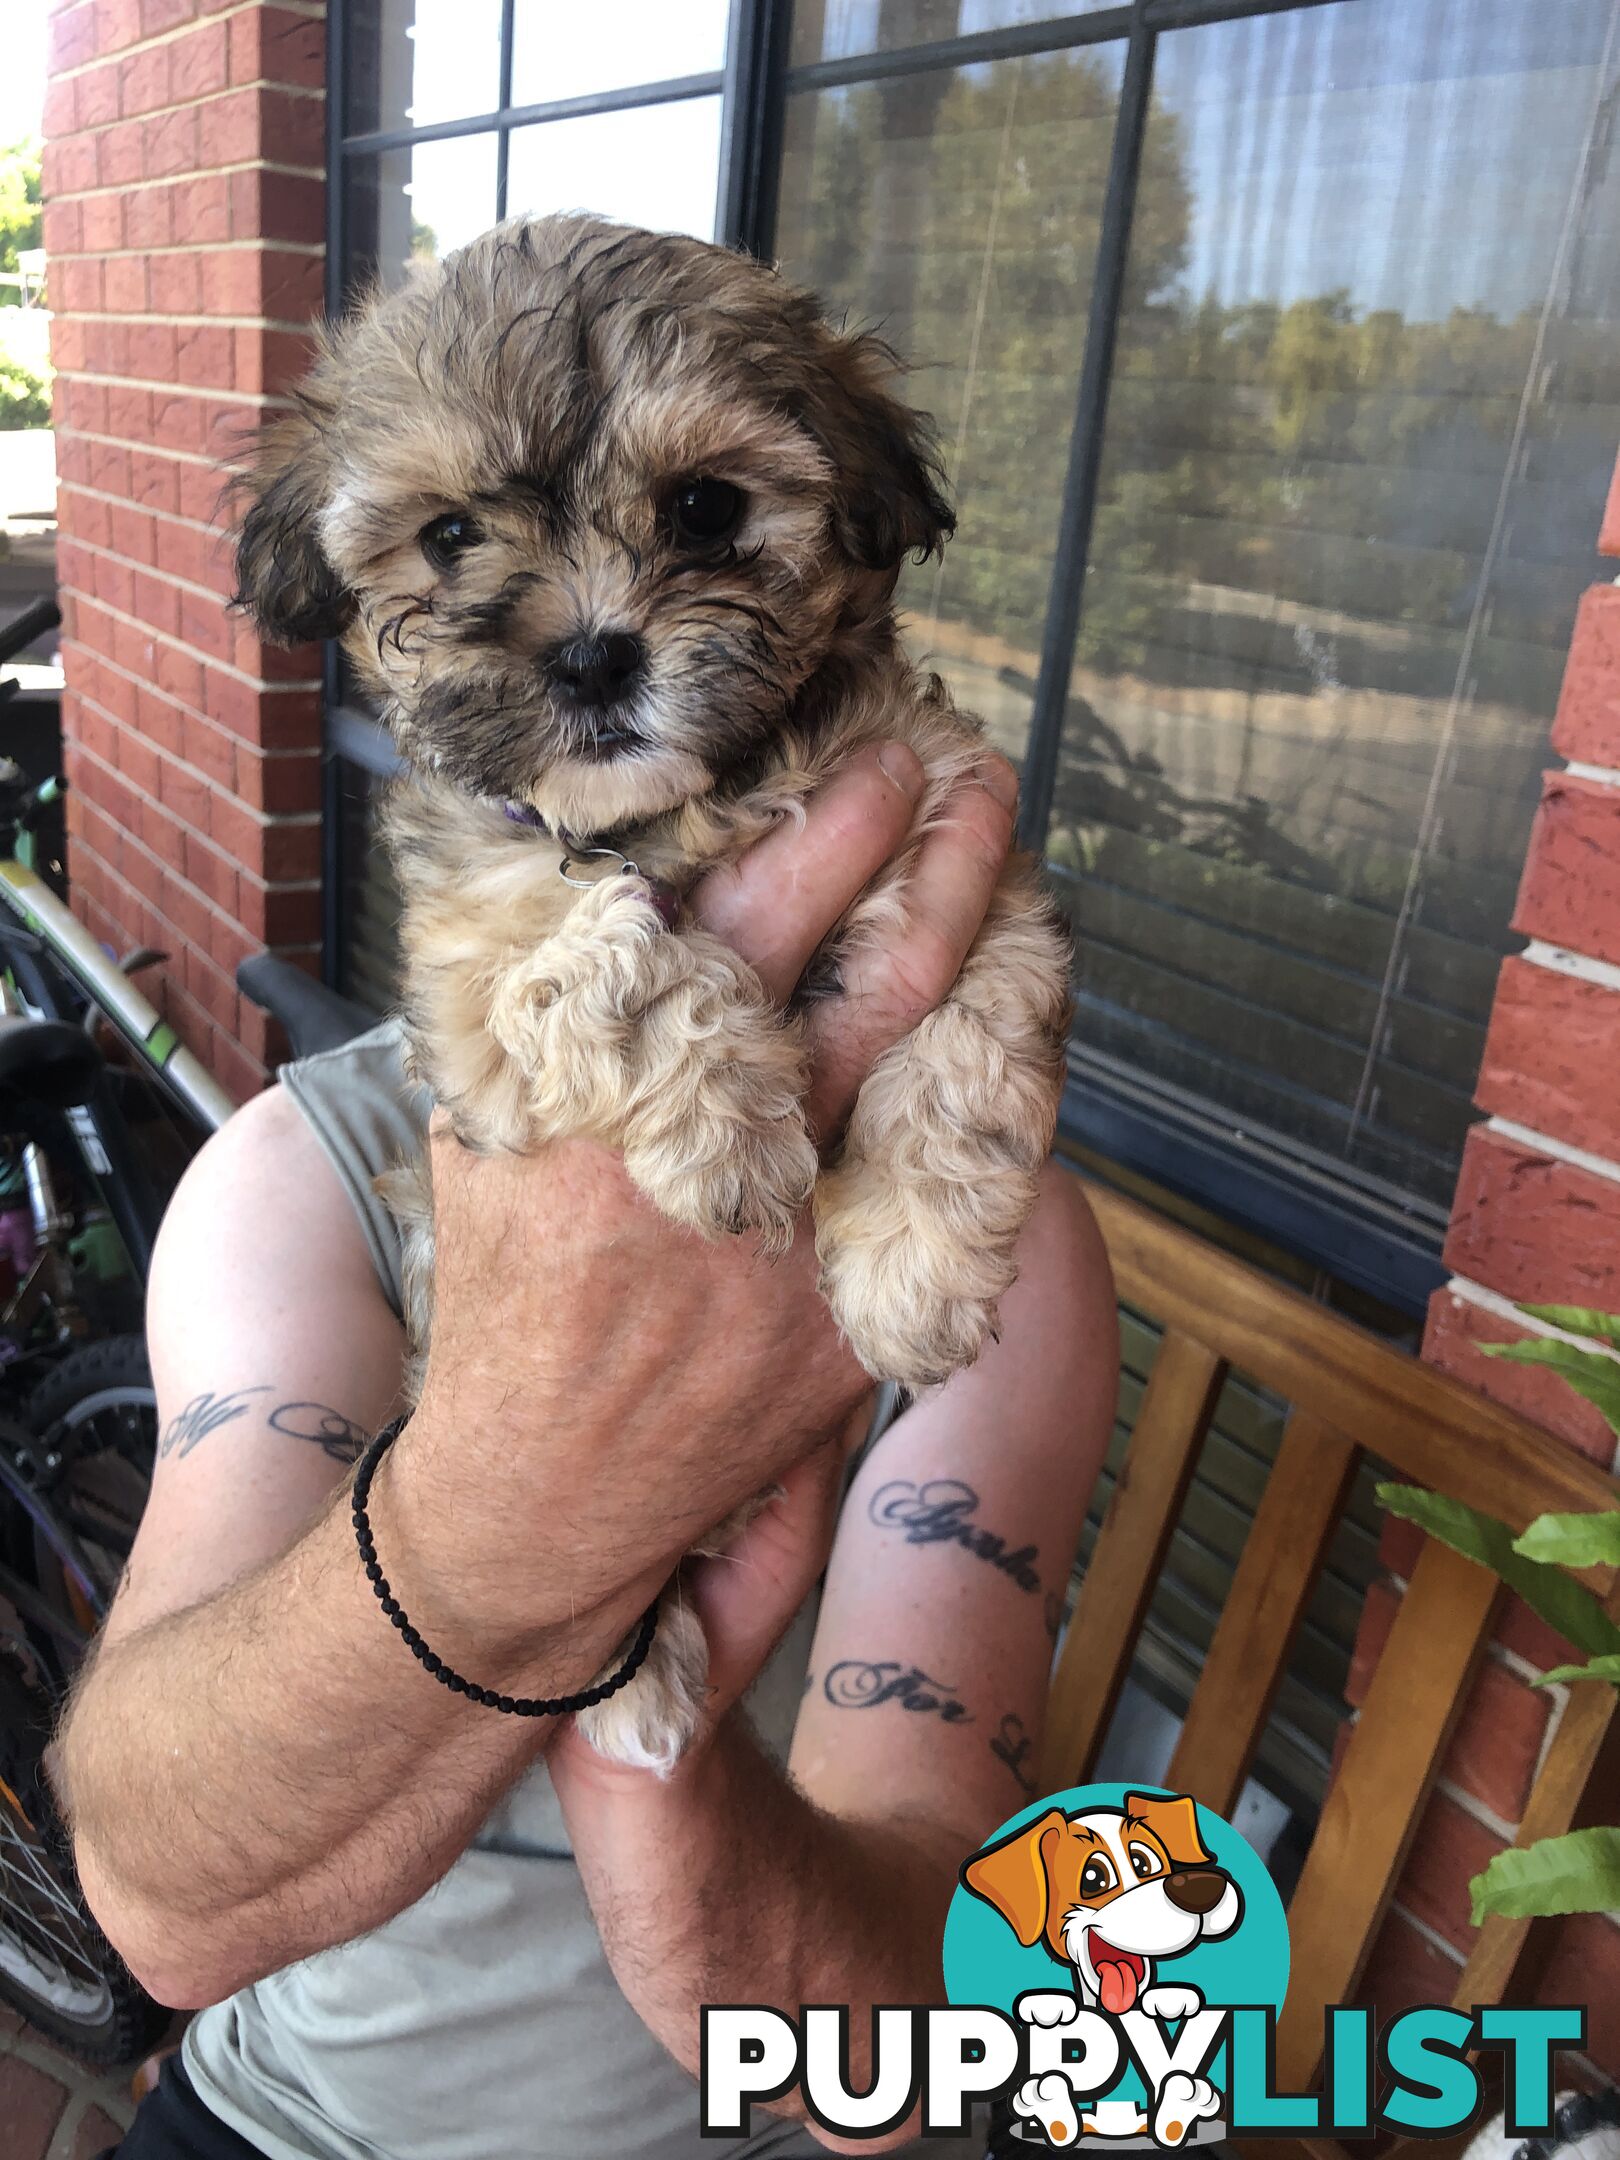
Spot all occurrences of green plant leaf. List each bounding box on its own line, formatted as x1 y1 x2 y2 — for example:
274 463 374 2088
1375 1485 1620 1658
1514 1512 1620 1568
1516 1303 1620 1344
1477 1337 1620 1440
1535 1655 1620 1687
1469 1828 1620 1924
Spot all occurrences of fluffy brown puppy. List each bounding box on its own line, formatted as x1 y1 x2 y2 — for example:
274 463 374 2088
233 213 1071 1771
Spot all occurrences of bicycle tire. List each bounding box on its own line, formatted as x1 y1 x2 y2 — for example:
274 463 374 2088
9 1336 156 1689
0 1648 170 2063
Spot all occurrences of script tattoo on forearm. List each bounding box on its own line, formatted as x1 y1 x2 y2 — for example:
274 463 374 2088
267 1402 369 1464
822 1658 974 1724
160 1388 367 1464
868 1478 1064 1639
990 1711 1039 1796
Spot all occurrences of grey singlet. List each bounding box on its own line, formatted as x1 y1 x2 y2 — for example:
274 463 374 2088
181 1020 982 2160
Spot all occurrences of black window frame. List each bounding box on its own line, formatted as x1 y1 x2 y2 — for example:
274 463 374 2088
319 0 1461 1317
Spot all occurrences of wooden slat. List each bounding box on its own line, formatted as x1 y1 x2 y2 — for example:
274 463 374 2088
1042 1329 1226 1789
1081 1178 1620 1538
1277 1537 1501 2091
1167 1410 1359 1817
1454 1578 1620 2007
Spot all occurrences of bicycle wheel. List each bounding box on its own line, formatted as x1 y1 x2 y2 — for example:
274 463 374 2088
12 1337 156 1687
0 1649 169 2062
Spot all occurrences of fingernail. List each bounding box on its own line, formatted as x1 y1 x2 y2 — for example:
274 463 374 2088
974 755 1019 811
875 741 925 799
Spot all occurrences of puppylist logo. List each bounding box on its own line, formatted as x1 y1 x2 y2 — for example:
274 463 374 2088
700 1783 1586 2146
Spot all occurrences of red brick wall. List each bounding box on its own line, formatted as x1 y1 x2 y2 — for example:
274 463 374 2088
42 0 327 1102
1351 460 1620 2062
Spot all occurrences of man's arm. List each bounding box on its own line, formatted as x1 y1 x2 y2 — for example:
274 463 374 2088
57 738 978 2010
60 1087 655 2007
551 1164 1118 2149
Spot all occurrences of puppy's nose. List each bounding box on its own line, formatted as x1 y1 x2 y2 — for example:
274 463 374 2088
545 630 645 709
1163 1868 1228 1916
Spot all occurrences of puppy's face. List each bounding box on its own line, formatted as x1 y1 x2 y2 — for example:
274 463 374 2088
233 215 952 834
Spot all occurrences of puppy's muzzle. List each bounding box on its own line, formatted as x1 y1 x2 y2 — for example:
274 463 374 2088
1163 1868 1230 1916
545 630 646 711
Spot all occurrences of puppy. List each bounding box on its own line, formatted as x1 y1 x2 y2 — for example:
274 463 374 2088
963 1792 1240 2146
232 214 1071 1771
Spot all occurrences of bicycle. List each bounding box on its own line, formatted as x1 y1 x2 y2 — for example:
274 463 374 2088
0 597 370 2060
0 596 380 2056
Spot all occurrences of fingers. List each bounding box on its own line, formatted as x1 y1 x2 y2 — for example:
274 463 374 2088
690 740 925 1002
805 754 1017 1136
689 1421 854 1711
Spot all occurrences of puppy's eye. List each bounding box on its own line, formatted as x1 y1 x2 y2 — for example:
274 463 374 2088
1079 1857 1116 1900
1128 1843 1162 1881
420 513 483 569
668 477 744 548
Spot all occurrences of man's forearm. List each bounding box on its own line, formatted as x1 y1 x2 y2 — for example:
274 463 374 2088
59 1448 642 2006
558 1716 959 2137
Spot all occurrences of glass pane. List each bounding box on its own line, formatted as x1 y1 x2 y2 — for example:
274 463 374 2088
506 100 723 240
336 762 403 1017
790 0 1118 69
344 0 503 137
775 49 1121 769
511 2 729 105
1053 0 1620 1211
345 134 502 291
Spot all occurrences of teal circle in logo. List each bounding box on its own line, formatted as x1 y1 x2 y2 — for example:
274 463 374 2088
943 1783 1289 2118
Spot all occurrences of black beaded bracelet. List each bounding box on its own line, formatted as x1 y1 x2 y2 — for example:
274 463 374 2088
350 1416 659 1716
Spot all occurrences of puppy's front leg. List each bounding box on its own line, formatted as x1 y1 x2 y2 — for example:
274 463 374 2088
480 870 819 1247
814 866 1069 1388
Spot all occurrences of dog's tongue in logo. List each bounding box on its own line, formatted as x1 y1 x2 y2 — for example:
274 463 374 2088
1089 1938 1143 2016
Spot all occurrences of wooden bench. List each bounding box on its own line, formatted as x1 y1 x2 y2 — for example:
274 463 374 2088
1043 1177 1620 2138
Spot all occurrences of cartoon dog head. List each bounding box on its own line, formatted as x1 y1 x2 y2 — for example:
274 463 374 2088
961 1793 1242 2016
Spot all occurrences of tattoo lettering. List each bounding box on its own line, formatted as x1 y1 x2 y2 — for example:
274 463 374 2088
160 1388 368 1464
267 1402 369 1465
159 1388 271 1458
991 1711 1039 1796
870 1474 1062 1634
823 1658 974 1724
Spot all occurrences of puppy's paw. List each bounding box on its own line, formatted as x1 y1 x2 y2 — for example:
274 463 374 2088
813 998 1051 1387
1014 2074 1079 2146
813 1151 1022 1387
488 885 816 1248
1016 1992 1080 2029
1151 2072 1221 2149
1140 1984 1204 2023
574 1596 708 1777
626 1064 817 1251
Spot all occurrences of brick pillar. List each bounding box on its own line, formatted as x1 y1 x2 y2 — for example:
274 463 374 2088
41 0 326 1102
1348 458 1620 2063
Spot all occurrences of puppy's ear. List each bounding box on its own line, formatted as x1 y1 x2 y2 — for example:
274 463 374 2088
804 327 955 573
961 1807 1067 1948
231 406 353 646
1125 1792 1212 1871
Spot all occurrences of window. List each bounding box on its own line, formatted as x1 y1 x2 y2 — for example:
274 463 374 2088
335 1 730 284
325 0 1620 1314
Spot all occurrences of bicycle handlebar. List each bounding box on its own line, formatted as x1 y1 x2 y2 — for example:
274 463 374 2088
0 599 61 670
